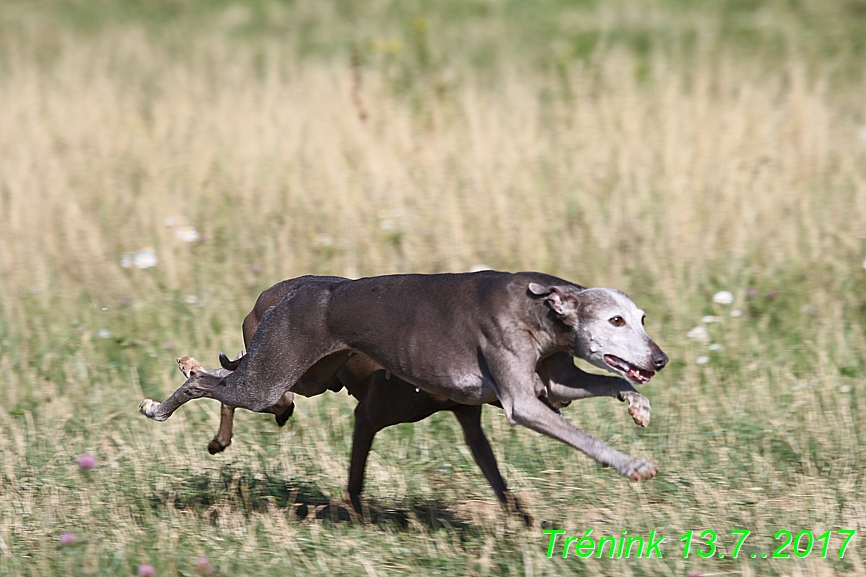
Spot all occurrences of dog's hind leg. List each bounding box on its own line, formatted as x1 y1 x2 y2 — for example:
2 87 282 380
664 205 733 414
347 409 376 516
264 392 295 425
451 404 531 525
175 357 241 454
208 404 236 454
139 370 225 422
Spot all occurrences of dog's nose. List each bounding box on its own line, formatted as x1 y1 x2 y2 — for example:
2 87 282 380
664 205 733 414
652 348 669 370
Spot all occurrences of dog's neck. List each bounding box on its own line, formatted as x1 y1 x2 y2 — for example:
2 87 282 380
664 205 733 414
525 301 578 358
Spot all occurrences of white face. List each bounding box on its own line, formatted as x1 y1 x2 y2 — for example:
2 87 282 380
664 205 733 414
573 289 666 385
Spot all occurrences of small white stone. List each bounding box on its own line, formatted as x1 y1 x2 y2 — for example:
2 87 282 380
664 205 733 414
708 343 723 351
696 355 709 365
184 295 198 305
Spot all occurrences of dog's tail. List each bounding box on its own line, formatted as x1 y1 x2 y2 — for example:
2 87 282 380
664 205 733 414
219 352 243 371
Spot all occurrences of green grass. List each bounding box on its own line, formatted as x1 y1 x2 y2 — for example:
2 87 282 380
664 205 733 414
1 0 866 575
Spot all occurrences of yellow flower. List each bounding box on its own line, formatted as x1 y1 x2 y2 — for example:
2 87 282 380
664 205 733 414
385 39 402 54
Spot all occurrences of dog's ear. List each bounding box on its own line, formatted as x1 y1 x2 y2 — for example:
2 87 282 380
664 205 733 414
528 283 577 318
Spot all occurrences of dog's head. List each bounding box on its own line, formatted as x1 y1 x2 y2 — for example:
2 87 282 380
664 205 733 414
529 283 668 385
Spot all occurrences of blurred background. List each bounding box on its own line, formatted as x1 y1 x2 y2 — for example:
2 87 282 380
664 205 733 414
1 0 865 575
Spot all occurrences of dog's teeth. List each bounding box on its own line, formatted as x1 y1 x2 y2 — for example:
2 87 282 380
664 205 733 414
590 343 599 353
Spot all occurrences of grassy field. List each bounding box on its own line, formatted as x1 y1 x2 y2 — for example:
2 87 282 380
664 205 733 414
1 0 866 575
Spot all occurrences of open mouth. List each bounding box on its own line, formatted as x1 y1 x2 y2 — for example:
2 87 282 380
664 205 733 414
604 354 655 384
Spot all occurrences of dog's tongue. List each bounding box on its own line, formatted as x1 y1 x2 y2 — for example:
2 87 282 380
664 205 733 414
627 367 653 384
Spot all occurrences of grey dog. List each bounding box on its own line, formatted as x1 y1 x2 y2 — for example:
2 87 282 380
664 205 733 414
177 276 655 519
141 271 667 481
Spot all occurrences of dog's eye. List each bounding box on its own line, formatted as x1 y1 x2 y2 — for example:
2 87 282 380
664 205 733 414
641 315 646 326
609 316 625 327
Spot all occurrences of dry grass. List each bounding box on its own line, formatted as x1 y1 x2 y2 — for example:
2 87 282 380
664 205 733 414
1 1 866 575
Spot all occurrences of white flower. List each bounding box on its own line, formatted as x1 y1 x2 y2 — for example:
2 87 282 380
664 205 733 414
469 264 491 273
730 309 742 318
175 226 199 243
701 315 722 324
696 355 709 365
687 326 709 341
708 343 723 351
97 328 113 339
133 247 158 269
184 294 198 305
713 291 734 305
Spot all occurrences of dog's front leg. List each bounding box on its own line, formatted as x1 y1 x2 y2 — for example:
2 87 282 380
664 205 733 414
491 353 657 480
540 354 651 427
504 392 657 480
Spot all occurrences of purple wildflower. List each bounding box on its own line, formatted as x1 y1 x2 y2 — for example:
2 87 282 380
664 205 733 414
77 454 97 470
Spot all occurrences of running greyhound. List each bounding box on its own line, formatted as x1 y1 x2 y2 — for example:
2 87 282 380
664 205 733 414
182 277 653 518
141 271 667 484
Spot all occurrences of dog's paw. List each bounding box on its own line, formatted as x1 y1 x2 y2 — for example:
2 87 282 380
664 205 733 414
139 399 166 421
620 459 658 481
207 438 229 455
621 391 651 427
274 402 295 427
177 356 202 378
